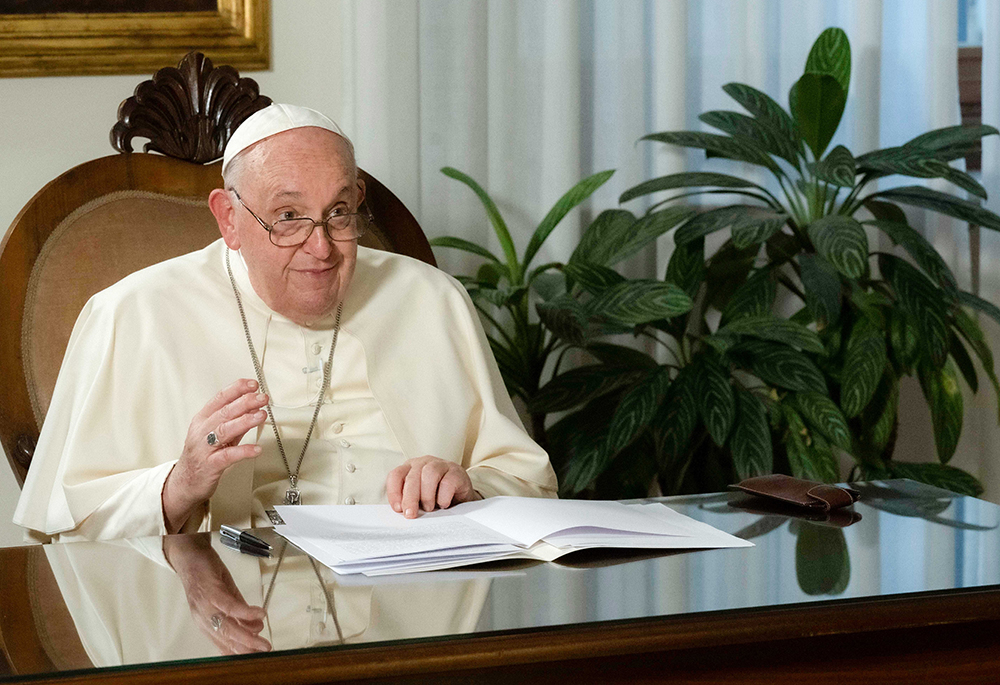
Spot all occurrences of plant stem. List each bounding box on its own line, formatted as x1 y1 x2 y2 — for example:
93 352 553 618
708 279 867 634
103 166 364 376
777 175 808 226
527 261 562 285
777 274 807 302
639 328 673 349
839 173 873 215
474 302 517 348
639 330 682 364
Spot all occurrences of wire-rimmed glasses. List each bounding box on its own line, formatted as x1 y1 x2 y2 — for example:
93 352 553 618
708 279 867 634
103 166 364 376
232 189 372 247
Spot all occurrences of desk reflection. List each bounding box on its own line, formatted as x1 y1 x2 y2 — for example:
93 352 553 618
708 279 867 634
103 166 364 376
6 481 999 684
43 534 490 667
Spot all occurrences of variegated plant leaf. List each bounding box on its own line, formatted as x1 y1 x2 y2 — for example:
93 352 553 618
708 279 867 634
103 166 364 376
604 367 672 457
729 340 828 393
651 366 699 465
798 253 842 328
720 270 777 325
840 316 887 417
917 358 964 464
665 237 705 298
814 145 856 187
807 214 869 279
524 169 615 267
875 186 1000 232
642 130 782 174
788 391 852 452
866 220 958 295
620 172 760 203
696 355 736 447
879 254 950 365
574 206 697 267
730 388 773 479
730 208 789 249
562 261 625 294
587 280 693 326
791 72 846 160
722 82 803 153
699 109 801 168
805 27 851 94
717 316 825 353
953 308 1000 420
530 364 650 414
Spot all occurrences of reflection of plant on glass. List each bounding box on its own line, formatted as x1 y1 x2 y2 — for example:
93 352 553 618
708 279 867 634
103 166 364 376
698 496 852 595
533 27 1000 499
793 522 850 596
852 481 999 530
430 167 615 444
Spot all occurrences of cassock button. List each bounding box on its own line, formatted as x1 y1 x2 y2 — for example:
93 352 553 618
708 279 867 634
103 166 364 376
339 439 351 448
345 496 356 505
311 343 322 355
333 422 344 434
346 463 356 473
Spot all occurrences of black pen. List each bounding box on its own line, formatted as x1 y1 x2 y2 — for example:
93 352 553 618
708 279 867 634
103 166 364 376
220 524 272 551
220 534 272 558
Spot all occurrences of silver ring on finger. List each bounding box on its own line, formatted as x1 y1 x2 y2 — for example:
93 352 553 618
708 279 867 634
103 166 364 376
211 614 224 631
206 431 221 447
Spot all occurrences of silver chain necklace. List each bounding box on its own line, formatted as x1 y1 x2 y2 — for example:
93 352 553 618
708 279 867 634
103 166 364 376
225 249 343 505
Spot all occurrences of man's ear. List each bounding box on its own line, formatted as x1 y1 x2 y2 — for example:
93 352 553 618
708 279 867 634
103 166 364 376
356 177 367 208
209 188 241 250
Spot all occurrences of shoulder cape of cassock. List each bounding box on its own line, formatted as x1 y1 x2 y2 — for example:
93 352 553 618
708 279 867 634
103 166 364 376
14 239 556 538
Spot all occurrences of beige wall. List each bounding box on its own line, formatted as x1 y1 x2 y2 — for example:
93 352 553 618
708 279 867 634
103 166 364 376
0 0 351 546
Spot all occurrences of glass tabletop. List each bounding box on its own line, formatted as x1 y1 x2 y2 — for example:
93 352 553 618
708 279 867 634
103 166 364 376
1 479 998 679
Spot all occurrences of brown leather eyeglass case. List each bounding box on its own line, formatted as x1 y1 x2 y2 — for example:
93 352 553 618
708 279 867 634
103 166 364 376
731 474 860 512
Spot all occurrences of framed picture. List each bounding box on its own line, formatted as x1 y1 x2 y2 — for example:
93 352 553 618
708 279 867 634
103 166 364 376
0 0 269 77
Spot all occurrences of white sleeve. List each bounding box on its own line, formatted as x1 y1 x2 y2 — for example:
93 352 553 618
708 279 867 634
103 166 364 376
447 279 559 499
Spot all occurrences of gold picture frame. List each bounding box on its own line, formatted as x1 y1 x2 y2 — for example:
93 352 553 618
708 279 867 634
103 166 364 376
0 0 269 78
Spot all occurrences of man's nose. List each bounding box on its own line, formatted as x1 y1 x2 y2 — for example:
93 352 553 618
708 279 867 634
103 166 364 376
302 221 335 257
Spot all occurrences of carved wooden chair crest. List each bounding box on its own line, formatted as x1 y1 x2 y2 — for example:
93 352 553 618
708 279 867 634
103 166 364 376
0 52 432 488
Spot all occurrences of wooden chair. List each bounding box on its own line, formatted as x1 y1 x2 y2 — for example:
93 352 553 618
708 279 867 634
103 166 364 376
0 52 434 489
0 545 92 675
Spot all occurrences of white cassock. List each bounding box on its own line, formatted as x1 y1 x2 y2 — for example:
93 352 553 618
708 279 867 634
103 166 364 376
14 239 557 541
44 537 492 666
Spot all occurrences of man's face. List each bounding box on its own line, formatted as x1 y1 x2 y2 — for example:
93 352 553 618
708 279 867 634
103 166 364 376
212 127 363 325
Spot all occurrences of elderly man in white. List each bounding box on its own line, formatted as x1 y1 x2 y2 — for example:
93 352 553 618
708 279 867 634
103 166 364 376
15 104 557 542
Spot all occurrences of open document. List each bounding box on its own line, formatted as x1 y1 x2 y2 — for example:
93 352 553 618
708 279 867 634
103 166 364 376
274 497 753 577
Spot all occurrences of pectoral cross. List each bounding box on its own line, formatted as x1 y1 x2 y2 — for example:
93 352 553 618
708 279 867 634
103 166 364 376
285 475 301 505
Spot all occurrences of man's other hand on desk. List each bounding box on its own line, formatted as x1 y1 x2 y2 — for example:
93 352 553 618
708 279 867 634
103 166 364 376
386 456 483 518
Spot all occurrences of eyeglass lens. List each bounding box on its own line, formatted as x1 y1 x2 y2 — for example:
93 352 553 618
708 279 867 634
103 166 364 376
269 213 370 246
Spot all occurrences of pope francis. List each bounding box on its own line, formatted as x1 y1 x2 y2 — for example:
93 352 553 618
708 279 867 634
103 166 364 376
14 104 558 542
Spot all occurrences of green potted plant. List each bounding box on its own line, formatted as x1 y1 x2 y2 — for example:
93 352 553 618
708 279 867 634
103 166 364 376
535 27 1000 498
429 167 615 443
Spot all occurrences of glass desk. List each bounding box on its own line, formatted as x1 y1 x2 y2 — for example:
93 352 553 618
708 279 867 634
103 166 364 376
1 479 998 684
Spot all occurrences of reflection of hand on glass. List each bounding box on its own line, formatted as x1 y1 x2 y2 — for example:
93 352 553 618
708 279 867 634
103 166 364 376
163 535 271 654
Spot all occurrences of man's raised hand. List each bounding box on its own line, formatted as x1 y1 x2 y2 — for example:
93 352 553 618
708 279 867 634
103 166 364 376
162 379 269 533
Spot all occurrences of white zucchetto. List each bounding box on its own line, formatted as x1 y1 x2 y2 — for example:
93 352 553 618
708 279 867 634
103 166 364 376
222 103 351 175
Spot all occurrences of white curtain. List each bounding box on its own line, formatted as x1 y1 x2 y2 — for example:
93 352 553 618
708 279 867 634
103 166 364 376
971 0 1000 502
326 0 997 502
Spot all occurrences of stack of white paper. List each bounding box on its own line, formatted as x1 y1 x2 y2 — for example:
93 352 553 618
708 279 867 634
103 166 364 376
274 496 752 577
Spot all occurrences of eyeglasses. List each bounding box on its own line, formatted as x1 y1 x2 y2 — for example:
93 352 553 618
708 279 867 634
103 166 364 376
232 190 372 247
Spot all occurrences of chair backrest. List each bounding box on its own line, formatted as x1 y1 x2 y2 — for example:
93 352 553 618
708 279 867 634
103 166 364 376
0 53 434 487
0 545 92 675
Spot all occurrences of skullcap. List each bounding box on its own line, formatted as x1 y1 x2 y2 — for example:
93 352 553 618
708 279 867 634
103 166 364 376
222 103 351 175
